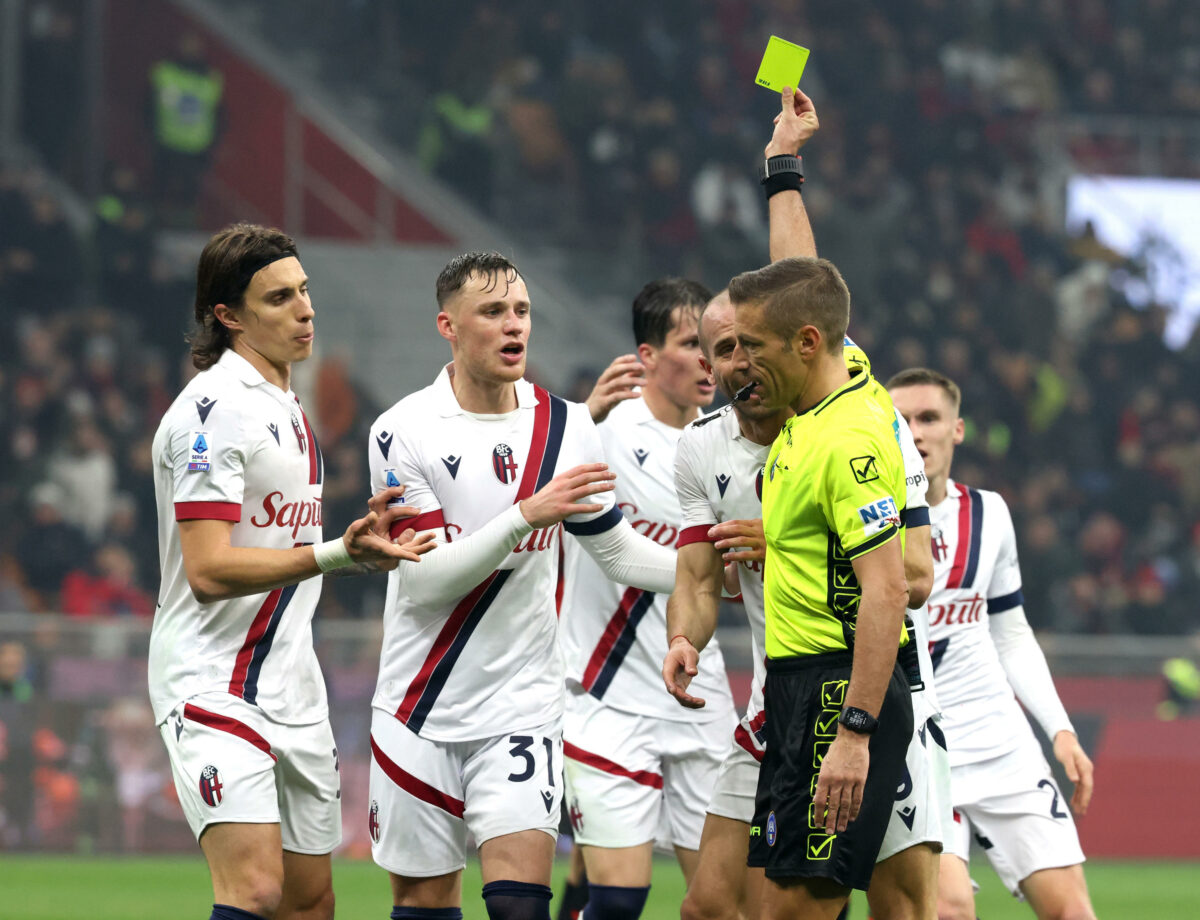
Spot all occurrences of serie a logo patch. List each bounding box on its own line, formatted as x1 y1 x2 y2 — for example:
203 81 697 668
188 430 211 472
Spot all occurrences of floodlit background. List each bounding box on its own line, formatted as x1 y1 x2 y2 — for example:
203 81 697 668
0 0 1198 906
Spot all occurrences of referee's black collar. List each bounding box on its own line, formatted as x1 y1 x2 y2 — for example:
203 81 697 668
801 371 869 417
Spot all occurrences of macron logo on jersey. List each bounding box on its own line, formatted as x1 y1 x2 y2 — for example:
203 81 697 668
442 455 461 479
195 397 217 424
858 496 900 538
715 473 731 497
267 422 280 444
376 430 393 460
633 448 649 467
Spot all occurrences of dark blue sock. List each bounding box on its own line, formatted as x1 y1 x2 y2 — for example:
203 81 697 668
210 906 268 920
482 880 552 920
556 877 590 920
390 907 463 920
581 885 649 920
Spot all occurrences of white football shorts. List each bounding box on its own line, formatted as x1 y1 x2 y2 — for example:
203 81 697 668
563 687 733 851
705 732 761 825
877 706 953 863
368 708 562 877
944 742 1086 894
160 692 341 854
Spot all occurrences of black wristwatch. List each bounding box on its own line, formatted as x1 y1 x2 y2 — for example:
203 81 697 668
758 154 803 183
838 706 879 735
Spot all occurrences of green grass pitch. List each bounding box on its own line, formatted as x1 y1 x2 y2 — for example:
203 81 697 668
1 855 1195 918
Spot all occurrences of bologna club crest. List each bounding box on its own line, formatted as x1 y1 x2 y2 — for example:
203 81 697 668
492 443 519 484
756 466 764 501
368 801 381 843
199 764 223 807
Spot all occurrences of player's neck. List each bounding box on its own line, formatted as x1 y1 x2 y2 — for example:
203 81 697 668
791 355 850 414
735 408 789 446
640 384 698 430
231 341 291 392
449 364 518 414
927 472 950 507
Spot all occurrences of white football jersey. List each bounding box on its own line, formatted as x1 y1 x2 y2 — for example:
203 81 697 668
560 396 733 723
675 399 935 759
927 481 1034 765
149 349 328 727
370 365 621 743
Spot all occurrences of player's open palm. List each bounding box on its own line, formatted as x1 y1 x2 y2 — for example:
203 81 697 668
520 463 616 529
586 354 646 423
343 513 436 568
1053 730 1094 815
663 636 705 709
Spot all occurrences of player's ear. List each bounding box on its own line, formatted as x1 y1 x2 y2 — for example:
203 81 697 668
952 416 965 445
636 341 656 371
212 303 243 333
436 310 456 345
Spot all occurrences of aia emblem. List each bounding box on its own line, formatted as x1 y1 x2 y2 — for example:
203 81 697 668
368 800 381 843
492 443 519 484
755 467 764 501
199 764 223 807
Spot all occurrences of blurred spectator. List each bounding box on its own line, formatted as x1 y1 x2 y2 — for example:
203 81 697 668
148 32 225 224
14 484 86 609
0 641 35 848
60 546 154 618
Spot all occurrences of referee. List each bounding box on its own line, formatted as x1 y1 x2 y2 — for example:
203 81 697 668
729 257 914 919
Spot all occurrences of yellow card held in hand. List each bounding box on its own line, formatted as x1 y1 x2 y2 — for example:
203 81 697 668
755 35 809 92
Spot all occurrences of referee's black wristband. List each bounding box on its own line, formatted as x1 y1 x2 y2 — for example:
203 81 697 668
763 171 804 201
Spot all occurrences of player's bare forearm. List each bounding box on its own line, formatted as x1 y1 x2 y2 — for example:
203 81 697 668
666 541 725 651
178 519 322 602
768 192 816 262
844 538 909 718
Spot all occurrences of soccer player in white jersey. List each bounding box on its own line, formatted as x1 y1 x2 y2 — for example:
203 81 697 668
366 253 679 920
151 223 433 920
555 278 734 919
887 368 1097 920
661 87 950 920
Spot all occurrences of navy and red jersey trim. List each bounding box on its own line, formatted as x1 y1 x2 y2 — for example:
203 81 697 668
987 588 1024 614
228 582 298 704
516 386 568 501
183 703 277 762
580 587 656 699
175 501 241 522
295 399 324 486
395 569 513 732
371 734 464 817
563 741 663 789
945 483 983 589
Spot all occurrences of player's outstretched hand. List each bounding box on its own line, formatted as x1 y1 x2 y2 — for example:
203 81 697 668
1053 730 1094 815
662 635 705 709
586 354 647 424
765 86 819 158
366 483 423 539
813 733 870 835
343 512 437 569
520 463 616 529
709 519 766 564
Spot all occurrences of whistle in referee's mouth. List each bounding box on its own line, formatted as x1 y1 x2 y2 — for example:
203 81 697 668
734 380 759 402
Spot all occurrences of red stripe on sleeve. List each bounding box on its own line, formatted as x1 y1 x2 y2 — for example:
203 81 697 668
175 501 241 522
183 703 277 762
945 483 971 589
563 741 663 789
391 509 446 540
676 524 716 548
371 735 465 817
514 388 551 503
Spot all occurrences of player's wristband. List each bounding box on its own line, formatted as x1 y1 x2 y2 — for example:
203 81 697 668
314 537 354 572
669 634 694 648
759 154 804 200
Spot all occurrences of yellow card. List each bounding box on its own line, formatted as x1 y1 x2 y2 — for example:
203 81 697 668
755 35 809 92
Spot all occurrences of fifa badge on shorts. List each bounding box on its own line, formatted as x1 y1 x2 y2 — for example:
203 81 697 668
766 811 778 846
188 430 211 472
199 764 223 806
368 801 381 843
492 443 519 484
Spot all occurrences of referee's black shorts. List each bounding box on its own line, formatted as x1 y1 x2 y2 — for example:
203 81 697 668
748 650 913 891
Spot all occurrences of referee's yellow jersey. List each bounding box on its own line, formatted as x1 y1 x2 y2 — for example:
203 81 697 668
762 371 907 658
